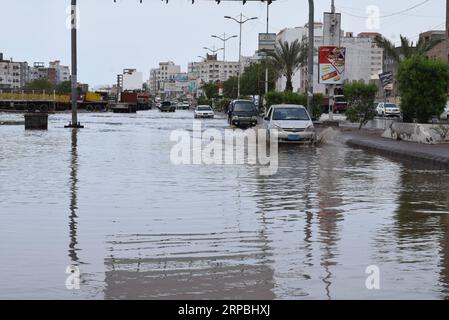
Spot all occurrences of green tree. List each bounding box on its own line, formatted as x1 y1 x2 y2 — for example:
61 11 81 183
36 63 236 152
375 34 444 63
55 81 71 94
267 39 307 92
398 55 449 123
240 61 277 96
25 79 54 91
265 91 284 107
223 76 238 99
201 82 219 99
344 82 378 130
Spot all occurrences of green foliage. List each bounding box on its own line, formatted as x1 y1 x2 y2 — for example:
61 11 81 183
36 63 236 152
197 96 211 106
223 76 238 99
265 91 284 107
344 82 378 130
283 92 307 105
311 93 324 120
55 81 72 94
398 56 449 123
25 79 54 91
201 82 219 99
240 61 277 96
267 39 307 92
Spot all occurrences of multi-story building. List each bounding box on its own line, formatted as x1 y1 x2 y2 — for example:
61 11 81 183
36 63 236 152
419 30 447 61
0 53 29 89
188 54 247 85
122 69 143 91
29 62 57 84
49 60 70 84
294 23 383 95
149 61 181 95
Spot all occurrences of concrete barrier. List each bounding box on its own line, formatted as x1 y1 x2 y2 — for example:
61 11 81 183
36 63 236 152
382 122 449 144
24 113 48 130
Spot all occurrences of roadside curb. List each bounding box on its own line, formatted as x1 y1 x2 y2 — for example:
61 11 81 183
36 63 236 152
346 137 449 169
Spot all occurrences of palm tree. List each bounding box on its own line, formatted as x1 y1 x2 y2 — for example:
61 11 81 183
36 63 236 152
375 34 444 62
267 39 307 92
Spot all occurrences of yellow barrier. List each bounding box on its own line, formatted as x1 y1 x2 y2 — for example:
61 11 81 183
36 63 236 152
0 92 70 104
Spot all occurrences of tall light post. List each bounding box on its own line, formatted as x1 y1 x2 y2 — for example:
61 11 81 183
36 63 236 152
203 46 224 55
225 14 258 98
307 0 314 117
211 33 238 63
66 0 83 128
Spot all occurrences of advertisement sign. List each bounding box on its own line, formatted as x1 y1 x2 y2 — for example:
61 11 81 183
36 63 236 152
258 33 277 54
318 46 346 84
379 71 394 90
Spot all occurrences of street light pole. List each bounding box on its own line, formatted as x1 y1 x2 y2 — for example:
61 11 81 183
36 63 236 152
211 33 238 63
265 1 269 96
306 0 314 117
66 0 83 128
225 14 258 98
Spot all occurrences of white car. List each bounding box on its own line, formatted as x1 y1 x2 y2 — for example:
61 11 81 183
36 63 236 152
194 105 214 119
264 104 316 143
440 102 449 120
376 102 401 117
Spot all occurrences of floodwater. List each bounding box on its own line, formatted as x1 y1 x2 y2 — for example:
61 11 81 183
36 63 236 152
1 110 449 300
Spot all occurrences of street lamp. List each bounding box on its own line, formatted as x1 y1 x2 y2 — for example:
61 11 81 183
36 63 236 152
65 0 83 128
203 46 224 55
307 0 314 117
224 14 258 97
211 34 238 63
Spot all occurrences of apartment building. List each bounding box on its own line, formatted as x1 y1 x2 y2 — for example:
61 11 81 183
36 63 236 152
0 53 29 89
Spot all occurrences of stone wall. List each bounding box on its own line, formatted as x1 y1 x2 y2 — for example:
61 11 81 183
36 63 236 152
382 122 449 144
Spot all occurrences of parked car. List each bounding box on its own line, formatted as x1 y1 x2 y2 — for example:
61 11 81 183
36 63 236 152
159 101 176 112
194 105 214 119
228 100 259 128
178 102 190 110
376 102 401 117
440 101 449 120
264 104 316 143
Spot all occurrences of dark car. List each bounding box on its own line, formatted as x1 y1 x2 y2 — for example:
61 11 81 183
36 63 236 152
228 100 259 128
159 101 176 112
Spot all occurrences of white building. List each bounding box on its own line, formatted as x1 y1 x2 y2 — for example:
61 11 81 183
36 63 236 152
149 61 181 94
0 53 29 89
49 60 70 84
122 69 143 91
188 53 252 85
275 24 384 95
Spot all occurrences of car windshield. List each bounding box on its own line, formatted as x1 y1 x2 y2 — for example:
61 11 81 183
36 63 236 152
273 108 310 121
234 102 256 112
197 106 211 111
161 101 171 107
385 104 397 108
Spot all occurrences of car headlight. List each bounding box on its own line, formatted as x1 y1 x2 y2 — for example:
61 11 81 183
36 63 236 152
305 125 315 132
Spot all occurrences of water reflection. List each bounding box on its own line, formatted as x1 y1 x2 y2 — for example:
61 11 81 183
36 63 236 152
394 164 449 299
68 129 81 266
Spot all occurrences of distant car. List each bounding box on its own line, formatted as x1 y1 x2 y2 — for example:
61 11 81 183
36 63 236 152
264 104 316 143
194 105 214 119
159 101 176 112
376 102 401 117
228 100 259 128
440 101 449 120
178 102 190 110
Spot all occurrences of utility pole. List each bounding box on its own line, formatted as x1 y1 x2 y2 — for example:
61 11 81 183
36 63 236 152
306 0 314 117
66 0 83 129
265 1 270 96
446 0 449 62
326 0 341 121
225 14 258 98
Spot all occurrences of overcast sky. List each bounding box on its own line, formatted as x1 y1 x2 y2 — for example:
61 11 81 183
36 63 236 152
0 0 445 87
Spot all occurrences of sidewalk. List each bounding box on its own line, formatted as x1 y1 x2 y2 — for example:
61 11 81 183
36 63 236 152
339 127 449 169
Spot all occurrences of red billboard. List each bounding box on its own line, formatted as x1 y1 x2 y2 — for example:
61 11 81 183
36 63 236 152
319 46 346 85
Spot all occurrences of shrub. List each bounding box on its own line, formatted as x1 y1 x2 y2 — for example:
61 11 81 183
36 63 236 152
265 91 284 107
398 55 449 123
344 82 378 130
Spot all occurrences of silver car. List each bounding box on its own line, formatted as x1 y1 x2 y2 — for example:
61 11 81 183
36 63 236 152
376 102 401 117
264 105 316 143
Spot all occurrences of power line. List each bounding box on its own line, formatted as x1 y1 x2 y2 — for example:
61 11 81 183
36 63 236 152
336 0 432 20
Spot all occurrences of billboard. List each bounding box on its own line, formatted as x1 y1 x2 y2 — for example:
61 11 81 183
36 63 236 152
258 33 277 54
318 46 346 85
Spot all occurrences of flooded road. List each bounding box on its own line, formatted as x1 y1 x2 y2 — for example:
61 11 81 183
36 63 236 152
1 110 449 300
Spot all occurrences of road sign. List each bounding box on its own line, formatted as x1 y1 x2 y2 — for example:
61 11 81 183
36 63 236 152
318 46 346 84
258 33 276 54
379 71 394 90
